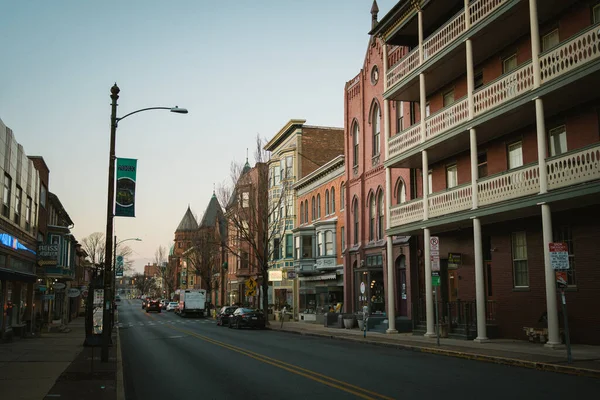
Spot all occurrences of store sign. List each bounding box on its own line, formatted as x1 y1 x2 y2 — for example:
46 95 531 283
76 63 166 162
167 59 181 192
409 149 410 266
1 233 36 254
448 253 462 269
42 294 55 300
53 282 66 290
287 271 296 279
268 270 282 282
67 288 81 298
299 273 337 282
38 244 59 266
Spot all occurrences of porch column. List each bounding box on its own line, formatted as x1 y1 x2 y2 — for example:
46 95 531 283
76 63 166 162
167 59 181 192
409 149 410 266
424 228 435 337
529 0 542 89
541 203 561 347
472 217 488 341
422 150 429 220
418 9 424 64
419 74 426 144
386 168 397 334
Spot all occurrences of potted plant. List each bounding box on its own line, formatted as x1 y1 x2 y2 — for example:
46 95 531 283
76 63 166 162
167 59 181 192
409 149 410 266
342 313 355 329
356 313 365 331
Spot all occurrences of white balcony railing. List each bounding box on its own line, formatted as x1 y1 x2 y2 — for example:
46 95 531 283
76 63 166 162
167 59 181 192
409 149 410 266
473 63 534 116
428 184 472 218
389 124 421 156
547 144 600 190
478 164 540 207
426 97 469 139
540 24 600 84
390 199 424 227
385 0 508 90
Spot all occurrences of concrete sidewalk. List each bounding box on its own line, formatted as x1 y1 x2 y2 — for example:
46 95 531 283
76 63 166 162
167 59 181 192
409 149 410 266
270 321 600 378
0 317 124 400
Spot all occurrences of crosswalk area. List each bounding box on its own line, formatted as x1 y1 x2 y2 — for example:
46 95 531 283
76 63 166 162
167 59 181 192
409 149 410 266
117 319 215 329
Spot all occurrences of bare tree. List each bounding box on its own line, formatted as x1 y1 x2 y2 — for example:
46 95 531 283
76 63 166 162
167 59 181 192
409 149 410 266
82 232 105 266
132 273 157 297
184 229 223 307
154 245 177 299
217 135 290 319
116 244 134 273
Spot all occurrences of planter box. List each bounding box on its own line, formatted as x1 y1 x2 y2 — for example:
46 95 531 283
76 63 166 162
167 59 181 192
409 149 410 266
343 318 355 329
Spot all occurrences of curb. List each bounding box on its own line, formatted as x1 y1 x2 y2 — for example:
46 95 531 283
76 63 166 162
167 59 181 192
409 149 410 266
272 327 600 379
116 323 125 400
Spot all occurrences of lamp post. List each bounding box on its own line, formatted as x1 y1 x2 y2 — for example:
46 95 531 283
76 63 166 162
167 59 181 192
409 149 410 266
102 83 187 362
113 236 141 313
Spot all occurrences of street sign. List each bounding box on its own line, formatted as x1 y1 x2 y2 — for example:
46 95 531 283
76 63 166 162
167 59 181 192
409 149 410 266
430 237 440 272
556 271 568 288
42 294 55 300
430 236 439 251
93 289 104 306
245 278 257 290
245 288 256 297
432 272 441 287
549 242 569 270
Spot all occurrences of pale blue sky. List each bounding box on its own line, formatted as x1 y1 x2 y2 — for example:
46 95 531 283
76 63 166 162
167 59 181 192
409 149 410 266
0 0 396 273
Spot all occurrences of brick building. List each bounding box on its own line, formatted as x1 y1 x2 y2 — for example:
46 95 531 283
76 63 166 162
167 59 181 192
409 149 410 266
374 0 600 343
264 120 344 319
342 3 412 333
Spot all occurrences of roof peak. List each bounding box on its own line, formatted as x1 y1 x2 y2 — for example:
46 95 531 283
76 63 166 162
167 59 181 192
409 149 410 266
176 206 198 232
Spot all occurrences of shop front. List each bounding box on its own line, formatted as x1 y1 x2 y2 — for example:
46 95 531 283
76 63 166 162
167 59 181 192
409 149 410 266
298 271 343 323
268 269 295 320
354 254 385 316
0 251 37 339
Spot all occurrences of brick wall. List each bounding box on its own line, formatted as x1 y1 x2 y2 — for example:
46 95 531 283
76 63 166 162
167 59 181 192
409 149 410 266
301 127 344 179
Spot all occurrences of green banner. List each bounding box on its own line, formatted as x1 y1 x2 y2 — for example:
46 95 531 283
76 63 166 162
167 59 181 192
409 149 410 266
115 158 137 217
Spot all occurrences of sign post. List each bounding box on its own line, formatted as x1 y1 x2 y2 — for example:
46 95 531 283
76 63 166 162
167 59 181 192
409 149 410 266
430 236 440 346
360 283 367 338
550 242 572 363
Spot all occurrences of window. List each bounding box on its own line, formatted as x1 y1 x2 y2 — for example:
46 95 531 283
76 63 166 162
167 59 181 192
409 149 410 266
25 196 32 230
325 231 334 255
542 29 559 52
396 180 406 204
443 90 455 107
396 101 404 132
241 192 249 208
502 54 517 73
508 141 523 169
3 174 11 218
317 194 321 219
474 71 484 89
369 195 376 241
311 196 315 220
377 191 384 240
353 123 360 167
425 102 431 118
549 125 567 157
273 238 281 261
410 102 417 125
371 65 379 85
340 184 345 210
285 235 293 258
295 236 300 259
241 251 249 270
14 186 22 224
595 4 600 23
269 167 273 188
353 199 359 244
341 227 345 251
317 232 323 256
446 164 458 189
304 201 309 224
302 235 313 258
274 164 281 185
325 190 330 215
372 103 381 156
554 226 576 285
427 170 433 195
478 152 488 178
286 156 293 179
40 184 47 208
512 232 528 287
299 201 304 224
331 187 336 213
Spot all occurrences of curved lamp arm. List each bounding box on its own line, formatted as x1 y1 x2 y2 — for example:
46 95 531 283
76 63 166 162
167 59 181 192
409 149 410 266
116 106 188 126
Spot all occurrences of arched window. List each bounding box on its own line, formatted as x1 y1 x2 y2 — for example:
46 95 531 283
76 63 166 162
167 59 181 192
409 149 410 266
317 194 321 218
331 187 336 213
325 231 334 255
341 183 345 210
369 194 376 241
304 201 309 224
372 103 381 156
325 190 330 215
353 123 360 167
311 196 316 221
300 200 304 224
378 190 385 239
353 198 359 244
396 180 406 204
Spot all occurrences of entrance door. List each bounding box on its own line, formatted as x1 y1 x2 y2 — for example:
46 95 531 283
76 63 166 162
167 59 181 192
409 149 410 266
396 255 407 316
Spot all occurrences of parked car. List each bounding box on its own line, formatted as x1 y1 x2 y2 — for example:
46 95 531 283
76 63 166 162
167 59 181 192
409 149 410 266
146 299 161 313
166 302 178 312
160 299 168 310
216 306 237 326
228 308 266 329
115 295 121 302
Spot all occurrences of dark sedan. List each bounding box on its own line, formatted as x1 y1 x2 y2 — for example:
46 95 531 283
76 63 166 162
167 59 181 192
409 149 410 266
216 306 237 326
228 308 266 329
146 299 161 313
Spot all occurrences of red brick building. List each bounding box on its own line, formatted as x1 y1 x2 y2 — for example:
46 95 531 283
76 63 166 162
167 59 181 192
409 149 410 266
343 3 412 332
374 0 600 343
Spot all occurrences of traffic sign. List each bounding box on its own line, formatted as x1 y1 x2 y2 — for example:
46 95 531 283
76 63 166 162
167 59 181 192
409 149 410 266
430 236 440 272
245 288 256 297
432 275 441 287
549 242 569 270
245 278 257 290
430 236 439 251
556 271 568 288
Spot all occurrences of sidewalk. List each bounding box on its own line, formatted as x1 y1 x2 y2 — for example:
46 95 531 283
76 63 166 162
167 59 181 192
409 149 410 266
0 317 123 400
270 321 600 378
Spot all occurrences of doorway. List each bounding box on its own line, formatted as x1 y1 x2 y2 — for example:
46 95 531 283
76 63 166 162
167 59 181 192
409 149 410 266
396 255 407 316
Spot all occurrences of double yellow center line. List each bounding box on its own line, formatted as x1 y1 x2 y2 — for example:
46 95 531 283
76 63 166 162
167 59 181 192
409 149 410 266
143 311 393 400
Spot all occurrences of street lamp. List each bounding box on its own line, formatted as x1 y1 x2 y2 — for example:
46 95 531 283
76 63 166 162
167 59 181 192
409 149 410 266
113 236 142 300
101 83 187 362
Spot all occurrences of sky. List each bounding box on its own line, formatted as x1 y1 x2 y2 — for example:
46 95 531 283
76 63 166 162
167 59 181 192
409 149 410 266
0 0 396 273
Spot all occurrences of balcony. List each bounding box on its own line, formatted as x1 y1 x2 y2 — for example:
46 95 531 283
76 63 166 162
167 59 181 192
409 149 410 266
389 143 600 229
387 23 600 163
294 259 317 275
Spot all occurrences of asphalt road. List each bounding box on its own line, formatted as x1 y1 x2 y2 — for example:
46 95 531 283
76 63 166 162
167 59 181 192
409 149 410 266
118 299 599 400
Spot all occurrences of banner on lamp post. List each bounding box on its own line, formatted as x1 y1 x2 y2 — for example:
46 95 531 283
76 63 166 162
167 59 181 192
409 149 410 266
115 158 137 217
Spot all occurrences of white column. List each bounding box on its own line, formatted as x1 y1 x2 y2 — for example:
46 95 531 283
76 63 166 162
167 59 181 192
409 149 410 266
470 129 479 209
418 10 424 64
472 217 488 342
424 228 435 336
529 0 542 88
384 94 397 333
419 74 426 143
386 235 397 334
464 0 471 30
466 39 475 120
535 98 548 194
422 150 429 221
542 203 561 347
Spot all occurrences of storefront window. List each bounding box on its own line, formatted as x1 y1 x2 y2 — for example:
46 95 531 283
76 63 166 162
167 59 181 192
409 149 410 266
355 268 385 315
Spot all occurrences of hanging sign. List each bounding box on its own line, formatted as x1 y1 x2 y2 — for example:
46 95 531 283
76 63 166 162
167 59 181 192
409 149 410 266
116 255 124 277
115 158 138 217
67 288 81 298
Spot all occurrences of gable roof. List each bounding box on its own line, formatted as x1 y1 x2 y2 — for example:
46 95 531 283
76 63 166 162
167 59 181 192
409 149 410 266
176 206 198 232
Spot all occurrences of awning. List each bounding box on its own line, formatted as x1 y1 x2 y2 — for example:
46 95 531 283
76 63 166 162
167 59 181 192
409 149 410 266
299 273 337 282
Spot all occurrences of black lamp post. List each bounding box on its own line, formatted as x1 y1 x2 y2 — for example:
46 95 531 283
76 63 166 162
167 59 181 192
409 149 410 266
101 84 187 362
